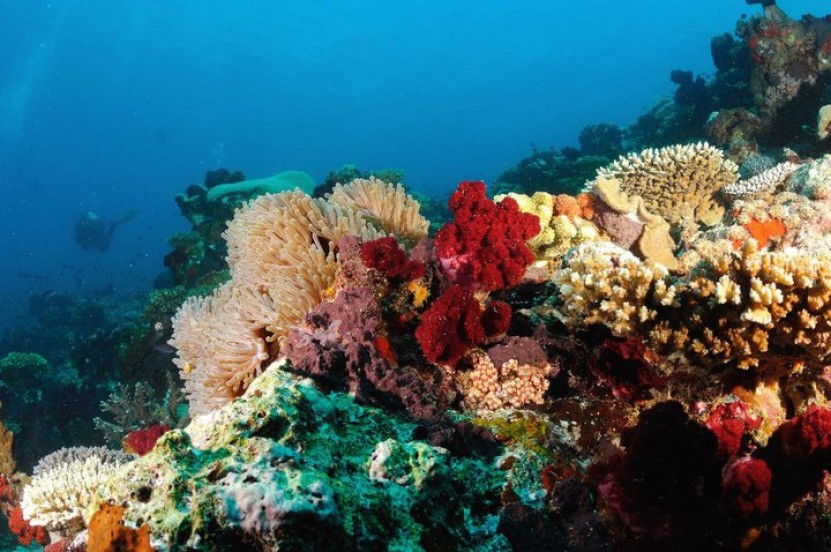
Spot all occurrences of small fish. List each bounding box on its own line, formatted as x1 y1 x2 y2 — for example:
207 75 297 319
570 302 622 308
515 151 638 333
17 271 47 280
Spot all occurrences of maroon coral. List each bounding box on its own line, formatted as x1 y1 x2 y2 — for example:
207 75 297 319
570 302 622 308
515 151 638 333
781 405 831 458
123 424 170 457
594 401 720 541
721 456 772 519
360 237 425 280
434 181 539 291
414 285 511 366
588 338 664 401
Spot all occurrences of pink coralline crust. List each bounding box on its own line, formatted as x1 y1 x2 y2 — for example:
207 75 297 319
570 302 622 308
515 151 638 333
359 237 425 280
721 456 772 518
487 336 548 369
434 181 540 291
704 400 762 459
415 285 510 367
123 424 170 456
782 405 831 458
592 199 644 250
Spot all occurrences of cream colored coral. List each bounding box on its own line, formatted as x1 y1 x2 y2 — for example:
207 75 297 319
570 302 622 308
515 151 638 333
495 191 600 265
554 236 831 372
553 242 671 335
457 350 554 411
21 451 126 534
596 142 738 226
723 162 799 196
327 177 429 245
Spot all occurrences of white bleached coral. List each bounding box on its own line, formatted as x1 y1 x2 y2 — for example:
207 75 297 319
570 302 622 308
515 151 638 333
723 162 799 196
21 447 129 534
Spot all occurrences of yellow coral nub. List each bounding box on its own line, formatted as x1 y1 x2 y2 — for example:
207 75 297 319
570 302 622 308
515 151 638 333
407 279 430 308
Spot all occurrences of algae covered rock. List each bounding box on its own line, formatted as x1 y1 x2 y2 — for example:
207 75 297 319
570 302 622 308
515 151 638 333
98 361 539 551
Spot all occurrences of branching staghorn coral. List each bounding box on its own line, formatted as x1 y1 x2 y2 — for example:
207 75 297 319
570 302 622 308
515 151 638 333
595 142 739 226
171 180 430 416
21 447 129 535
554 239 831 372
94 380 181 446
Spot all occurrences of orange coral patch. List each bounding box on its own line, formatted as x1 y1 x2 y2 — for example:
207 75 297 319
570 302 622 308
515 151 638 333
732 217 786 249
87 503 153 552
374 336 398 366
552 195 581 218
576 193 595 219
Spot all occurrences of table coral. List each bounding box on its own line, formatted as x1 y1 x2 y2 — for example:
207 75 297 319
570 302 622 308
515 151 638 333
595 142 738 227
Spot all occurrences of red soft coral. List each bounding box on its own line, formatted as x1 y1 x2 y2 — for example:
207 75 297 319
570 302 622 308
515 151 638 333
704 399 762 459
360 237 424 280
415 285 511 366
781 405 831 458
589 338 664 401
8 506 49 546
123 424 170 456
434 181 539 291
721 456 772 518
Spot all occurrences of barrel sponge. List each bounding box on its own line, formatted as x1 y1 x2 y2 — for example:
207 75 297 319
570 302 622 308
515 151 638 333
596 142 738 226
172 180 425 416
20 447 128 534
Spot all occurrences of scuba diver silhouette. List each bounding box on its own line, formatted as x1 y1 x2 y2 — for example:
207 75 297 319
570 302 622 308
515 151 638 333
73 210 136 251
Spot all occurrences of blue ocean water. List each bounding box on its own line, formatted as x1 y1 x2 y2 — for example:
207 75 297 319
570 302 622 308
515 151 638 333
0 0 824 327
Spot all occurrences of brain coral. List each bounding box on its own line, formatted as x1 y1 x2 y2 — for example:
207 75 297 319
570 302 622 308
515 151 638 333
171 180 429 416
595 142 739 226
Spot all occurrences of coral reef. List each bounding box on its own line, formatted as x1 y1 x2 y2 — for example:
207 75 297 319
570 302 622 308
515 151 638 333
94 363 544 550
171 179 429 415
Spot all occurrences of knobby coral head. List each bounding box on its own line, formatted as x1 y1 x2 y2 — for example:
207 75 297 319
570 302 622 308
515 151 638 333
435 180 540 291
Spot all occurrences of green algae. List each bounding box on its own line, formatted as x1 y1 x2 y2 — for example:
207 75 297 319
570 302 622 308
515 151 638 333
99 362 545 550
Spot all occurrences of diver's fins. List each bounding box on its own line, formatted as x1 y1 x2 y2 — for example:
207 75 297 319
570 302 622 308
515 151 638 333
114 210 137 226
